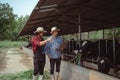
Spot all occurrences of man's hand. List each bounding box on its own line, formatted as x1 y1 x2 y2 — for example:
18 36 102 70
59 42 67 51
40 38 52 46
61 55 64 59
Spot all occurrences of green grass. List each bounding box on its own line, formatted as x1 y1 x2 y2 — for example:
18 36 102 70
0 70 50 80
0 40 27 48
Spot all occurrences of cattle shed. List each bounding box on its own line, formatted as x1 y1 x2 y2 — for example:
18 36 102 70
19 0 120 36
19 0 120 79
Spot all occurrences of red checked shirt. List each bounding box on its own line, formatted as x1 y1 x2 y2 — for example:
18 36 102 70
31 36 43 53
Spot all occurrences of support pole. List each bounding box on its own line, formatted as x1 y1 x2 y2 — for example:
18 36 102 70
98 40 101 58
78 14 82 47
113 27 116 64
103 29 105 39
77 14 82 66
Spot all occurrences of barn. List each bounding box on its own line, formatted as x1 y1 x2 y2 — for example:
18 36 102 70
19 0 120 79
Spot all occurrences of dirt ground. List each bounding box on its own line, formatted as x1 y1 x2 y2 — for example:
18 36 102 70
0 48 33 74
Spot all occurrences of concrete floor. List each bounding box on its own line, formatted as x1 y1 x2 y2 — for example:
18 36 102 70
0 48 33 74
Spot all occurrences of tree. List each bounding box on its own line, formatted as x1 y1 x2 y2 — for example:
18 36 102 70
0 3 16 40
12 15 29 41
6 15 29 41
0 3 29 41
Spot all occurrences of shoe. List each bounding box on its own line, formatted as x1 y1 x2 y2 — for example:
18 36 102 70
38 75 43 80
33 75 37 80
55 72 59 80
50 75 55 80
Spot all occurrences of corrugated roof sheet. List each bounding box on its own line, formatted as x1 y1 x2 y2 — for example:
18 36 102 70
19 0 120 36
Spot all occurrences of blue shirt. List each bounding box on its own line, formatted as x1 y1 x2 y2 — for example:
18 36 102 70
43 36 63 58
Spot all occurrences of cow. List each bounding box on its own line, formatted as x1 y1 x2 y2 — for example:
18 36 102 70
62 39 90 63
80 39 120 74
62 39 80 62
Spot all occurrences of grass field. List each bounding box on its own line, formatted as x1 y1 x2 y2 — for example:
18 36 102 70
0 40 27 48
0 70 50 80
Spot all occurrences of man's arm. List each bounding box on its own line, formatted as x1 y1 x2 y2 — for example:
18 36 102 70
40 39 50 46
43 42 51 58
40 37 53 46
33 37 52 47
43 42 49 53
60 38 66 51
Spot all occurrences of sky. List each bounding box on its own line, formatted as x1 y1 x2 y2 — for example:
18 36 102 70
0 0 39 17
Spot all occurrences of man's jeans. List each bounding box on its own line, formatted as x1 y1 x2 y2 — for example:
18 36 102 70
33 54 45 76
50 57 61 74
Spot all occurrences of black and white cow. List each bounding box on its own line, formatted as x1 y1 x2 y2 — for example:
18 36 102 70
81 39 120 74
62 39 80 62
62 39 90 62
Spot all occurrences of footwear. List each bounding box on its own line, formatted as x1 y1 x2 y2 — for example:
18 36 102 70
38 75 43 80
50 75 55 80
33 75 37 80
55 72 59 80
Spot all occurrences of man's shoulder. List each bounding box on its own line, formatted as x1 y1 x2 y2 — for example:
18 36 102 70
48 36 63 41
58 36 62 39
57 37 63 41
32 36 37 39
31 36 40 41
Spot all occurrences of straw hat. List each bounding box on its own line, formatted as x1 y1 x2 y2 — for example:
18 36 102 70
50 27 60 34
34 27 47 33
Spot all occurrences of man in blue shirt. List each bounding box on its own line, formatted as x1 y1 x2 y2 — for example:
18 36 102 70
44 27 64 80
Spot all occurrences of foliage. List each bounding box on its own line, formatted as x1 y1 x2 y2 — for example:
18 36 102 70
9 15 29 41
63 28 120 41
0 3 15 40
89 28 120 40
0 3 30 41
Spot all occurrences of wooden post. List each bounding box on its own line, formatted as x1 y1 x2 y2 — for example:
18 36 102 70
112 27 116 64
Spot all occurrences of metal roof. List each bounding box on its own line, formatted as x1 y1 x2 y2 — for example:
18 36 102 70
19 0 120 36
